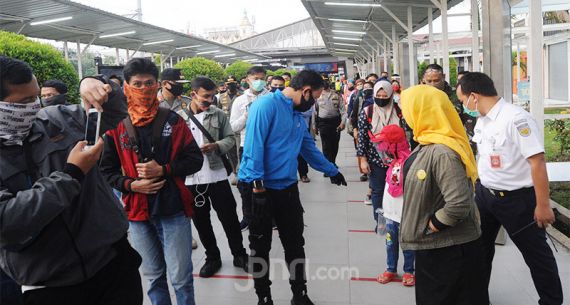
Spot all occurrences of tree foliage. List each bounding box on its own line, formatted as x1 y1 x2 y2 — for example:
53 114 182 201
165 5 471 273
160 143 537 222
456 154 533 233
0 31 80 102
175 57 226 84
225 60 252 81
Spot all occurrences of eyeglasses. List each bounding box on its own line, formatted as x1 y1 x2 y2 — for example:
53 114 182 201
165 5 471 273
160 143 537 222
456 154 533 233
130 80 157 89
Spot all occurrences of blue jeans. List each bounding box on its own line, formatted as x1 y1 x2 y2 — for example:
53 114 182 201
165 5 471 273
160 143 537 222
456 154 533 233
129 212 195 305
386 219 415 274
368 163 387 222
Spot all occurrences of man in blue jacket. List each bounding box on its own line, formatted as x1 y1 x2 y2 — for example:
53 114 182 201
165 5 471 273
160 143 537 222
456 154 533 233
238 70 347 305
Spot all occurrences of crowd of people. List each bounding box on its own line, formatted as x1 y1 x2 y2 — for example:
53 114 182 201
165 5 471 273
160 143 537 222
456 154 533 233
0 53 563 305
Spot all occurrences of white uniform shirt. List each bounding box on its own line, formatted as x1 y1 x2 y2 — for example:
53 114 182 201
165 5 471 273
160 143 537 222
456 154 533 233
474 98 544 191
229 88 268 147
184 112 227 186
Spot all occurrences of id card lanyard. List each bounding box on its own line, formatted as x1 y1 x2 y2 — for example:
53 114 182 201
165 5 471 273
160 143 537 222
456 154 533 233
490 137 502 169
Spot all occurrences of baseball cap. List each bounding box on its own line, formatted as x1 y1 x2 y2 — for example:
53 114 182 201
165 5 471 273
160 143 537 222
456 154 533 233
161 68 190 83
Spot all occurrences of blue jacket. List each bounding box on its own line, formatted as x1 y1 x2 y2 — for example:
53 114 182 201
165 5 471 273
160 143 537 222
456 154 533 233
238 90 339 190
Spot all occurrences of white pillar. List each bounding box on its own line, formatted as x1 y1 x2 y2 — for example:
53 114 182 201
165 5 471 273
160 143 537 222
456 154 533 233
64 41 69 62
529 0 544 136
170 56 173 67
407 6 415 85
428 8 434 64
471 0 480 72
160 52 164 71
441 0 450 83
383 37 388 73
465 56 469 72
76 40 82 79
392 25 399 74
517 42 521 83
126 49 130 61
115 48 120 65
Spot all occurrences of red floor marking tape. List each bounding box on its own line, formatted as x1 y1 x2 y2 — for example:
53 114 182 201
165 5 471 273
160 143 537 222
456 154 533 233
193 274 252 280
351 277 403 283
348 229 376 233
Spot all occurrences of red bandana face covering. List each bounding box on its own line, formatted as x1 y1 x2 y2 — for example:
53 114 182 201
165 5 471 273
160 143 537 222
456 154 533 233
123 82 160 127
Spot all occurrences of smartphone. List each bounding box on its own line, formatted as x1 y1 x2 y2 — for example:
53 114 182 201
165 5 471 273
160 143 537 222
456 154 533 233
84 108 101 149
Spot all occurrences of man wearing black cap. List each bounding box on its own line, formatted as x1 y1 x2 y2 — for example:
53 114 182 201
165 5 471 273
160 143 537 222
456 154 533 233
159 68 192 112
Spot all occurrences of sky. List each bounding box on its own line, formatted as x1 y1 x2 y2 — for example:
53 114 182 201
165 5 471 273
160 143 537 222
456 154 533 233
72 0 311 36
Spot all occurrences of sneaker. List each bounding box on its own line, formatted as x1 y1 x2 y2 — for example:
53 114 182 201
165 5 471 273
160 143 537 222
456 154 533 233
300 176 311 183
192 238 198 249
199 259 222 278
258 296 274 305
364 195 372 205
291 291 315 305
233 255 250 273
240 219 249 231
360 174 368 182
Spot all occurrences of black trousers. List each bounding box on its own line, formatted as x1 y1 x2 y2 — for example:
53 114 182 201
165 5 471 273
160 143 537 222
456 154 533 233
317 116 341 165
238 180 253 223
248 183 306 299
297 155 308 178
189 180 247 261
415 239 487 305
475 182 563 305
23 237 143 305
1 269 23 305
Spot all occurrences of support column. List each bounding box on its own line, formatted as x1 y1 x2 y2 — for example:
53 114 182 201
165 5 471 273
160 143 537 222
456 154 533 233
64 41 69 62
76 40 82 79
383 37 388 73
529 0 544 135
170 56 173 67
126 49 130 61
517 42 521 83
392 25 399 74
160 52 164 71
428 8 434 64
441 0 450 83
471 0 480 72
407 6 416 85
465 56 469 72
115 48 120 65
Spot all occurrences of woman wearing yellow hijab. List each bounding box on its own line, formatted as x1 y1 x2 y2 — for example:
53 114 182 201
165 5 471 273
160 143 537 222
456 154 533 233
398 85 486 305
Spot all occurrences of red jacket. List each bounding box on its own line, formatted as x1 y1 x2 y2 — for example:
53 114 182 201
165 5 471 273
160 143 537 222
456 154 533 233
101 111 203 221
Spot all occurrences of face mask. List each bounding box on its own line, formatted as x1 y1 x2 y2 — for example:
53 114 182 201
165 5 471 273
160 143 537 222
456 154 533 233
251 80 267 92
356 85 363 91
42 94 67 107
294 91 315 112
270 86 285 93
219 89 227 94
363 88 373 98
124 82 160 127
462 96 480 118
392 84 400 92
374 97 391 107
167 83 184 97
348 85 354 91
227 83 238 93
0 98 41 146
241 82 249 89
200 101 212 109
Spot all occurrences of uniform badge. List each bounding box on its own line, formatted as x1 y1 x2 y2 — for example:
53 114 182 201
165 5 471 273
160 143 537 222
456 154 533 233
417 169 427 180
517 123 531 137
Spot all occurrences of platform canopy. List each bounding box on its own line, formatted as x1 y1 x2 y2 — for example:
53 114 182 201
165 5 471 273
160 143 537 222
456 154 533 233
0 0 268 63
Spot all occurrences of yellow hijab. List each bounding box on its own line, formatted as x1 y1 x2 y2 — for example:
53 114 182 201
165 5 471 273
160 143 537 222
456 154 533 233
400 85 478 183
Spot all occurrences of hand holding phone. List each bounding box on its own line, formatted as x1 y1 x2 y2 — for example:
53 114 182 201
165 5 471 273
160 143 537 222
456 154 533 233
85 108 102 150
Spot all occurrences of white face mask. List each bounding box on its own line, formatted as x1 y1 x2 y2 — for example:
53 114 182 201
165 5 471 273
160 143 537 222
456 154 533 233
0 98 41 146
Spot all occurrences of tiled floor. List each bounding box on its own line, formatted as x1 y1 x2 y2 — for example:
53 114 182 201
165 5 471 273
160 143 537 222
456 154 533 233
143 133 570 305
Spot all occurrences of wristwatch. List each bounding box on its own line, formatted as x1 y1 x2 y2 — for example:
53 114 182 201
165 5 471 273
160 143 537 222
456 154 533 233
253 180 264 190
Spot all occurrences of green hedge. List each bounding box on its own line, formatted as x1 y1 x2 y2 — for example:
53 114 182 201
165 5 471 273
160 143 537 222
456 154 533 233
0 31 80 103
224 60 252 81
175 57 225 85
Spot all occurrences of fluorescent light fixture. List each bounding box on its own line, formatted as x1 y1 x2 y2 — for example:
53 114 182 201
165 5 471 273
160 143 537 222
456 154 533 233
328 18 367 23
333 48 357 52
334 42 359 47
214 53 236 58
176 45 202 49
142 39 174 45
244 59 258 62
30 16 72 26
99 31 136 38
196 50 220 55
333 36 362 41
325 2 382 7
332 30 366 35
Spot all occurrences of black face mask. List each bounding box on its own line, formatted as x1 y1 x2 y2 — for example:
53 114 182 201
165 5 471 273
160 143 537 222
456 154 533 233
42 94 67 107
363 88 373 98
167 83 184 97
270 86 285 93
200 101 212 108
374 97 392 107
219 89 227 94
227 83 238 93
294 91 315 112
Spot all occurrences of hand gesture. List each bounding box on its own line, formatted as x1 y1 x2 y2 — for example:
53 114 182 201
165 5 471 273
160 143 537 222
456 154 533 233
130 178 166 195
80 78 112 112
136 160 165 179
67 139 104 174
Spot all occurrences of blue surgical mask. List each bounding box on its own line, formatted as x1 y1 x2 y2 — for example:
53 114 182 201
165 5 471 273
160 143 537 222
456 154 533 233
462 96 480 117
251 80 267 92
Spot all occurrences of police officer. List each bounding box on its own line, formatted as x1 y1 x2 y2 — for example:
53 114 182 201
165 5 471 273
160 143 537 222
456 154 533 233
313 78 346 167
457 72 563 305
218 77 241 118
158 68 192 112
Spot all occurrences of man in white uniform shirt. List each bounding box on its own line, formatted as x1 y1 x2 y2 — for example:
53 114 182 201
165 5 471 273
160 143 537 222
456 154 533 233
179 77 248 278
230 66 269 231
456 72 562 305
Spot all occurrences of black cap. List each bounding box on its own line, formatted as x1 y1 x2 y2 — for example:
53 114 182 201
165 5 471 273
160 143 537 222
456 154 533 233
161 68 190 83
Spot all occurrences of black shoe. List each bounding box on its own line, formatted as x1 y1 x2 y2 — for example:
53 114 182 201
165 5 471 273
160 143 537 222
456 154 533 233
240 219 249 231
233 255 249 273
323 173 329 178
199 259 221 278
291 291 314 305
258 296 273 305
359 174 368 182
